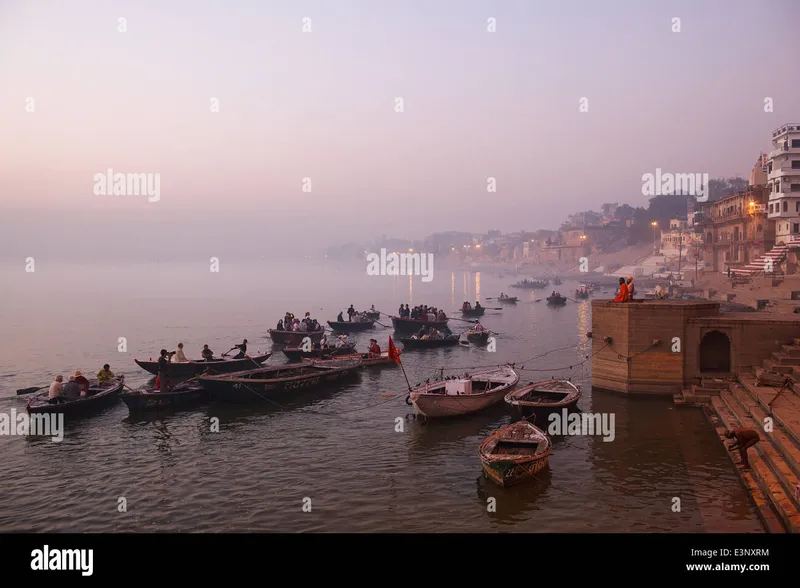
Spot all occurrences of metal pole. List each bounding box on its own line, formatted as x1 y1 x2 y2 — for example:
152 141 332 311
678 228 682 280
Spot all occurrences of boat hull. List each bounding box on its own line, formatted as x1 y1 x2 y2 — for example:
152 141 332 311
26 381 124 417
326 320 375 332
504 380 582 418
461 308 485 317
268 330 325 346
400 336 460 349
481 454 550 487
304 353 398 367
282 345 355 361
498 297 518 304
134 354 271 378
391 316 449 333
466 331 490 344
121 383 208 412
409 366 520 417
546 297 567 306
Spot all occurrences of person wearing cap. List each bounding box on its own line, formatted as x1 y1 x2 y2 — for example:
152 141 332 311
96 364 115 385
73 370 90 396
48 375 65 404
63 375 81 399
233 339 248 359
174 343 189 363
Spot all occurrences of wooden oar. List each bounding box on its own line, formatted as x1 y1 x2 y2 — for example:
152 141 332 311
17 385 46 396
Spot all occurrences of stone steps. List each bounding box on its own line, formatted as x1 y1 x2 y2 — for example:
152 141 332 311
710 397 798 532
756 368 795 387
770 352 800 366
762 359 795 374
738 374 800 452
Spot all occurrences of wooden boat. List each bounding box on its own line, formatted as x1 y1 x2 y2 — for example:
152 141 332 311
574 286 590 299
134 353 271 378
391 316 448 333
461 307 485 317
365 310 380 320
510 280 548 289
479 420 552 487
326 320 375 332
465 330 490 344
408 364 519 417
553 277 562 285
283 344 356 361
504 379 581 417
198 357 362 403
26 378 124 416
268 329 325 346
497 296 518 304
303 351 399 367
121 380 208 412
546 295 567 306
400 335 461 349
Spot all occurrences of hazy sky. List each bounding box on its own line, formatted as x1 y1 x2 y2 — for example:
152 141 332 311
1 0 798 261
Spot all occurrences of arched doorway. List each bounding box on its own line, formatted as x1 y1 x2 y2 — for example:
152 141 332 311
699 331 731 373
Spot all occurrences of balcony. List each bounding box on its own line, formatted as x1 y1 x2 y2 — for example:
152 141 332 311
772 123 800 138
712 209 744 222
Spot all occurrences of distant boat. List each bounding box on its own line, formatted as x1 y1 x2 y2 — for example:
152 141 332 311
546 295 567 306
326 320 375 332
391 316 448 333
400 335 461 350
479 420 552 487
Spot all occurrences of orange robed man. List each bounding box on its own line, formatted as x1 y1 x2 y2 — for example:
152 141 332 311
613 277 629 303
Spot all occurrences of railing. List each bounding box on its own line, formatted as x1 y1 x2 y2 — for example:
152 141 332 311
772 123 800 138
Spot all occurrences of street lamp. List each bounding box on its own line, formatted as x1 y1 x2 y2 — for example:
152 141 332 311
651 221 658 253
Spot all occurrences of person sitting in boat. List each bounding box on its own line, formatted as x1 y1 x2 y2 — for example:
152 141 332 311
276 319 284 331
370 305 377 313
63 375 81 399
437 309 447 320
474 301 482 310
614 277 629 303
442 327 453 336
291 318 301 331
473 321 485 332
320 333 328 348
336 334 350 348
48 375 65 404
73 370 91 397
96 364 115 385
368 339 381 357
233 339 248 359
174 343 189 363
202 345 214 361
298 319 309 332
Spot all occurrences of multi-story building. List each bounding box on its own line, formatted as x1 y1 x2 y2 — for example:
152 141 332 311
766 123 800 244
660 219 703 255
695 180 772 272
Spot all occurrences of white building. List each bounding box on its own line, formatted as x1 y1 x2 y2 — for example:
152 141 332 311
766 123 800 243
522 241 530 258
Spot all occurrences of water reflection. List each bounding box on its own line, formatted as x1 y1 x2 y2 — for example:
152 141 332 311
476 469 553 526
476 272 481 302
451 272 455 307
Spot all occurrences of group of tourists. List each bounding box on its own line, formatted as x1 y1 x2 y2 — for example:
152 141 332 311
549 290 564 298
461 301 482 312
337 305 373 322
412 325 453 340
398 304 447 321
48 366 117 404
277 312 323 332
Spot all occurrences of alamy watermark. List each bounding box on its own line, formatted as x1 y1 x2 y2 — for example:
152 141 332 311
642 168 709 202
0 410 63 442
366 248 434 282
93 169 160 202
547 409 615 442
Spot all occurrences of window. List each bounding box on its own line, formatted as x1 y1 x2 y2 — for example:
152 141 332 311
769 162 774 173
793 139 800 148
769 203 774 213
777 181 781 193
783 201 788 212
792 184 800 192
794 224 800 234
792 160 800 169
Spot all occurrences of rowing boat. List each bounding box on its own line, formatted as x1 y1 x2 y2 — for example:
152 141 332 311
546 295 567 306
198 357 362 403
303 351 399 367
26 378 124 417
497 296 518 304
574 288 590 299
504 379 581 417
282 344 356 361
121 380 208 412
400 335 461 349
326 320 375 332
510 280 548 289
267 329 325 346
479 420 552 487
408 364 519 418
461 307 485 317
134 353 271 378
465 330 490 344
391 316 449 333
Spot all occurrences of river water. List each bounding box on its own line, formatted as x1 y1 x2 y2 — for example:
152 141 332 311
0 261 762 532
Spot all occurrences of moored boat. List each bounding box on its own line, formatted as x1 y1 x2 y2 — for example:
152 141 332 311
26 378 124 416
408 364 519 417
546 295 567 306
198 357 362 403
283 344 356 361
465 330 490 345
268 329 325 346
391 316 448 333
400 335 461 349
479 420 552 487
326 320 375 332
504 379 581 417
121 380 208 412
303 351 399 367
134 353 272 378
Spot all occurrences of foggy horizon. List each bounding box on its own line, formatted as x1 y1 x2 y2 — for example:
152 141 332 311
1 0 799 262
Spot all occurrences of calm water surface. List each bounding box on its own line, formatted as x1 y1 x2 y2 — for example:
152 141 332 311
0 262 762 532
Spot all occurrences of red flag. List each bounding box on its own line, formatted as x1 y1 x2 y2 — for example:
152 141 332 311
388 336 402 364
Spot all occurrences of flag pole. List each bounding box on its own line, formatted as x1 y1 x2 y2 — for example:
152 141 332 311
389 336 412 391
